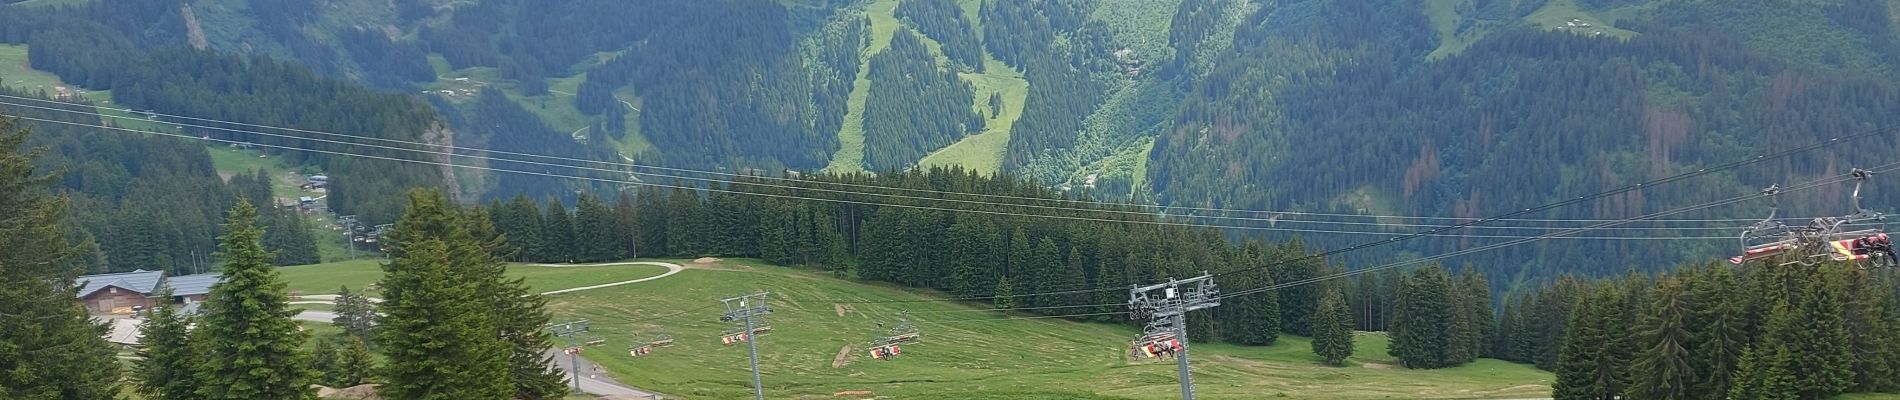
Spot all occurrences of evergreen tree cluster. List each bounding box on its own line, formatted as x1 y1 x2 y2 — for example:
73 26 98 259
1511 263 1900 400
0 5 448 225
378 189 568 400
861 28 985 171
0 116 122 400
894 0 985 71
493 167 1334 346
0 91 322 274
1386 264 1494 369
133 199 324 399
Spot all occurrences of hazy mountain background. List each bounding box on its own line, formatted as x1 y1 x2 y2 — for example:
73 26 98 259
4 0 1900 286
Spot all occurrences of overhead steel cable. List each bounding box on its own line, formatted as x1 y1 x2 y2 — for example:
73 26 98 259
0 111 1767 237
6 113 1890 305
921 164 1895 323
1214 162 1900 302
0 95 1807 226
0 97 1741 229
824 125 1895 304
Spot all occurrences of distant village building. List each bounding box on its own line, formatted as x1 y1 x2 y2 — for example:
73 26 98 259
76 270 221 314
77 270 162 314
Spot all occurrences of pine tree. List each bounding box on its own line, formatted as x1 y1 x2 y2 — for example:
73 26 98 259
463 207 569 399
1457 267 1494 360
311 337 340 386
1729 344 1798 400
664 187 703 256
573 192 623 262
1629 278 1694 400
1689 264 1745 399
332 285 377 342
1312 288 1354 366
612 191 640 258
1842 268 1897 391
1769 265 1853 399
994 274 1015 310
378 190 511 400
945 216 998 298
1553 284 1629 400
334 336 376 388
1219 240 1279 345
497 195 543 262
0 117 123 399
134 289 199 400
540 198 575 263
193 199 315 400
1390 265 1456 368
1274 238 1322 336
635 186 668 257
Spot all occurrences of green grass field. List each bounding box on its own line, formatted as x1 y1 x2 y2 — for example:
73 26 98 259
276 259 672 297
542 258 1553 399
0 44 66 91
919 56 1027 175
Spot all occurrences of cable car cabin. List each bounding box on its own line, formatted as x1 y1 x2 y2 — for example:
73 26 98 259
869 344 902 360
630 345 654 357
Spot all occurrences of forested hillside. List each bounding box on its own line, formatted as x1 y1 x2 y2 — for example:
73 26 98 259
6 0 1900 285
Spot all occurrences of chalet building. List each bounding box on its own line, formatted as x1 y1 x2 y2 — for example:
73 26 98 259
76 270 220 315
76 270 162 314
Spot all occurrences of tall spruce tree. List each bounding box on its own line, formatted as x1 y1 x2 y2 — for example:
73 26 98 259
134 288 199 400
1629 278 1695 400
462 206 569 399
1842 268 1898 391
1553 284 1630 400
1457 267 1494 360
334 336 376 388
613 191 640 258
664 187 703 256
1312 288 1354 366
1770 267 1854 399
193 199 315 400
1729 344 1798 400
1390 265 1456 368
572 192 622 262
378 190 512 400
1274 238 1321 336
0 117 122 399
332 285 377 342
540 198 575 263
496 195 543 262
1220 241 1280 345
1689 264 1746 399
945 216 998 298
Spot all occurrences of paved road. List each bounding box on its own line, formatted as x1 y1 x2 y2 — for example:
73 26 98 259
291 261 684 398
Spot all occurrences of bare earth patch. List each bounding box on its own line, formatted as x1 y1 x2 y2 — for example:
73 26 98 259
833 390 874 398
1361 362 1395 369
832 344 856 369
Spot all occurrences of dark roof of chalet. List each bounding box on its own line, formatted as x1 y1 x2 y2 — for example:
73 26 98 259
76 269 164 298
161 274 221 297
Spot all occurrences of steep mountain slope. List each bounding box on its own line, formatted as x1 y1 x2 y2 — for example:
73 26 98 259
9 0 1900 283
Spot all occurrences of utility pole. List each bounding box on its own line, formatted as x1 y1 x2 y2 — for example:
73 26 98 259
546 320 591 391
1128 272 1219 400
338 215 357 260
720 292 772 400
